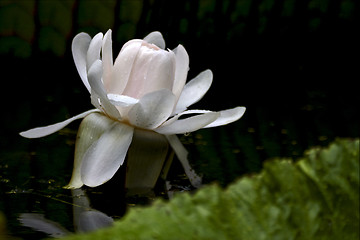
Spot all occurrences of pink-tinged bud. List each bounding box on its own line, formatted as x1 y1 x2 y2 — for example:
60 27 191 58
111 40 176 99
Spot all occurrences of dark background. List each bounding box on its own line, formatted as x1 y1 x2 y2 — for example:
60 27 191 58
0 0 359 237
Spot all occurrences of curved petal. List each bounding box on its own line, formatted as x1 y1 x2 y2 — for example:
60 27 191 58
155 111 220 135
174 69 213 114
143 31 165 49
87 60 107 97
102 29 113 91
110 40 143 95
166 135 202 188
107 94 139 107
72 32 92 93
86 32 103 70
19 109 100 139
204 107 246 128
172 44 189 101
88 60 121 119
81 122 134 187
65 113 115 189
128 89 176 129
122 47 176 99
159 109 212 127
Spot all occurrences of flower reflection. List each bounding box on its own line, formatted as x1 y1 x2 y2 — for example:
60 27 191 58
20 30 246 189
18 189 113 238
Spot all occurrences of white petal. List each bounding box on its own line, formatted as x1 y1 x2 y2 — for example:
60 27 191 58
81 122 134 187
87 60 107 97
122 47 176 99
172 45 189 101
110 39 143 95
128 89 176 129
174 69 213 114
72 32 92 93
65 113 115 189
204 107 246 128
102 30 113 91
87 60 121 119
143 31 165 49
19 109 100 139
166 135 202 188
159 109 212 127
107 94 139 107
86 32 103 70
155 111 220 135
19 213 70 237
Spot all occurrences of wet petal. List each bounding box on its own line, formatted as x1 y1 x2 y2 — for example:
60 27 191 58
166 135 202 188
65 113 115 189
81 122 134 187
128 89 176 129
155 111 220 135
143 31 165 49
86 32 103 70
110 40 143 95
72 32 92 92
172 45 189 101
174 69 213 114
102 30 113 91
204 107 246 128
122 47 176 99
87 60 121 119
19 109 100 139
107 94 139 107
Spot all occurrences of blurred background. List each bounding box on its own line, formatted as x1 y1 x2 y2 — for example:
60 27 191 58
0 0 359 238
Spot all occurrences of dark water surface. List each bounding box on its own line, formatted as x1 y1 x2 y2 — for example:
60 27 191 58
0 0 358 239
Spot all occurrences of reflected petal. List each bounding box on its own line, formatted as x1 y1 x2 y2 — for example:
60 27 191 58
65 113 115 189
143 31 165 49
166 135 202 188
19 213 70 238
155 111 220 135
174 69 213 114
19 109 100 139
81 122 134 187
78 211 113 233
72 32 92 93
204 107 246 128
128 89 175 129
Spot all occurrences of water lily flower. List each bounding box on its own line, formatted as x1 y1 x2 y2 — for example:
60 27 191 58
20 30 246 189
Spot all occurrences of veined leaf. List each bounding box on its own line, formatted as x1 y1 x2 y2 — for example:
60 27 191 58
60 138 359 240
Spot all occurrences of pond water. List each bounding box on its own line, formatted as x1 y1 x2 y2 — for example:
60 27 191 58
1 92 358 239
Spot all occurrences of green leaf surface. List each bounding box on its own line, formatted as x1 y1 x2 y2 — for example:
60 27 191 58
59 138 360 240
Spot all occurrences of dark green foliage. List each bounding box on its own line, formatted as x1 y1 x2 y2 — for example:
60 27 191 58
61 138 359 240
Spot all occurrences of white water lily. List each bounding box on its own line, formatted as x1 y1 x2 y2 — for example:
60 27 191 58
20 30 246 188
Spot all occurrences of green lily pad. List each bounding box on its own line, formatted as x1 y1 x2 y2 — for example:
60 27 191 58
60 138 359 240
